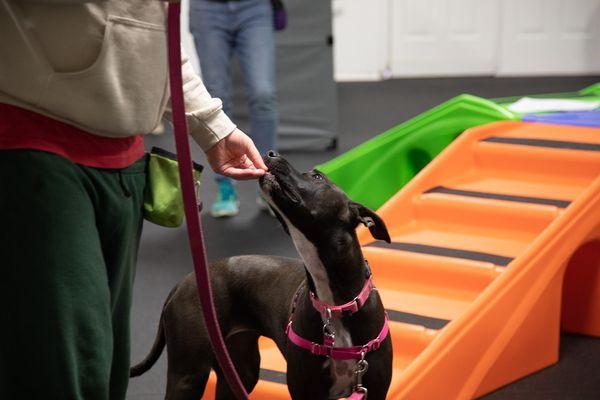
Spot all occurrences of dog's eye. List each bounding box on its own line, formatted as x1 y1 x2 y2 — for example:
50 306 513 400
313 173 324 180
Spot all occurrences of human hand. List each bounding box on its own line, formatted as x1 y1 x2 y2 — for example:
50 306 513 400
206 129 268 180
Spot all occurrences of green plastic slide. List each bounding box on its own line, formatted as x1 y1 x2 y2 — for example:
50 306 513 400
318 83 599 210
316 94 517 210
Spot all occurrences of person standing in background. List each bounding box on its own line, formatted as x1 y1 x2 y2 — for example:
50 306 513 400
190 0 278 217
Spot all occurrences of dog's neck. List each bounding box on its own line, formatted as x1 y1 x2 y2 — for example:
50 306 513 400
289 225 368 306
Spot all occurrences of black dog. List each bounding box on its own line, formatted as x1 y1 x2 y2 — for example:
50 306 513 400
130 153 393 399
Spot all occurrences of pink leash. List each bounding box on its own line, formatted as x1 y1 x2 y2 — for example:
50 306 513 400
167 2 249 399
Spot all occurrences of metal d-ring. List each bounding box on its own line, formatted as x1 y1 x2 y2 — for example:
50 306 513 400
356 359 369 375
353 385 368 399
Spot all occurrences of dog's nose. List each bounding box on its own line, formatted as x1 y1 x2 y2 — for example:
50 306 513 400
267 150 279 158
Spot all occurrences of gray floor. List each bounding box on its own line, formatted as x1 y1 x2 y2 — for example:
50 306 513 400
128 76 600 399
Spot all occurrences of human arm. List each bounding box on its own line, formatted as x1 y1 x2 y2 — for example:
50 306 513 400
168 47 267 179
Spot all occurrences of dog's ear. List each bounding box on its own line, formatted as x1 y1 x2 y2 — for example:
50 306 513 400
350 202 391 243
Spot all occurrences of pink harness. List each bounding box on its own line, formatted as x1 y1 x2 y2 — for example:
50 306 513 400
286 271 389 399
286 314 389 360
310 275 375 318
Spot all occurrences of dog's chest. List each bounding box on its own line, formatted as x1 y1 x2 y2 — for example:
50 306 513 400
324 321 357 398
281 211 359 397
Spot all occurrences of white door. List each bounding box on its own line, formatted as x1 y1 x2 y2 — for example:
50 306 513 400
332 0 389 81
389 0 500 77
498 0 600 76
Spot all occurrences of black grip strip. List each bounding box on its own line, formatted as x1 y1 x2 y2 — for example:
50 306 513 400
482 137 600 152
259 368 287 384
386 309 450 329
425 186 571 208
368 242 513 266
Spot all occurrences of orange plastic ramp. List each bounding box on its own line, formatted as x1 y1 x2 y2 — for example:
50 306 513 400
204 121 600 399
358 121 600 399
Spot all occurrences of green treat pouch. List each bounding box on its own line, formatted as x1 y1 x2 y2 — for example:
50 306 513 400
143 147 203 227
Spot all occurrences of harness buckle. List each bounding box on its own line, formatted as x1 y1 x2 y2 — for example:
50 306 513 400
310 343 320 355
311 343 329 357
349 300 360 314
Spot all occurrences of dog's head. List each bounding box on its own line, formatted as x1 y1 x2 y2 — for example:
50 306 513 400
259 152 390 244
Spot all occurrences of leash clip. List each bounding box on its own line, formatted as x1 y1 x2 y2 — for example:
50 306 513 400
352 357 369 399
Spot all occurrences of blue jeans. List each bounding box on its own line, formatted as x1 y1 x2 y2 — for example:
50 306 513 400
190 0 277 184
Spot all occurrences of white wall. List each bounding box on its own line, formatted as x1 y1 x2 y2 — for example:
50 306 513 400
498 0 600 76
389 0 500 77
333 0 600 81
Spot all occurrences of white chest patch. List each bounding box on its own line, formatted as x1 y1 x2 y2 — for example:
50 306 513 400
288 224 357 398
277 212 357 397
287 225 333 303
324 326 357 398
265 198 357 397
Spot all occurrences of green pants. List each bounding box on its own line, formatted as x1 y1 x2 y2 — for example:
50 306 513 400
0 150 146 400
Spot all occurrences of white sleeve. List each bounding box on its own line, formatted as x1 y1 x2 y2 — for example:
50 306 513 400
166 46 236 152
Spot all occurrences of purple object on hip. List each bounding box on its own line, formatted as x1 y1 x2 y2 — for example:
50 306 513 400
271 0 287 31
